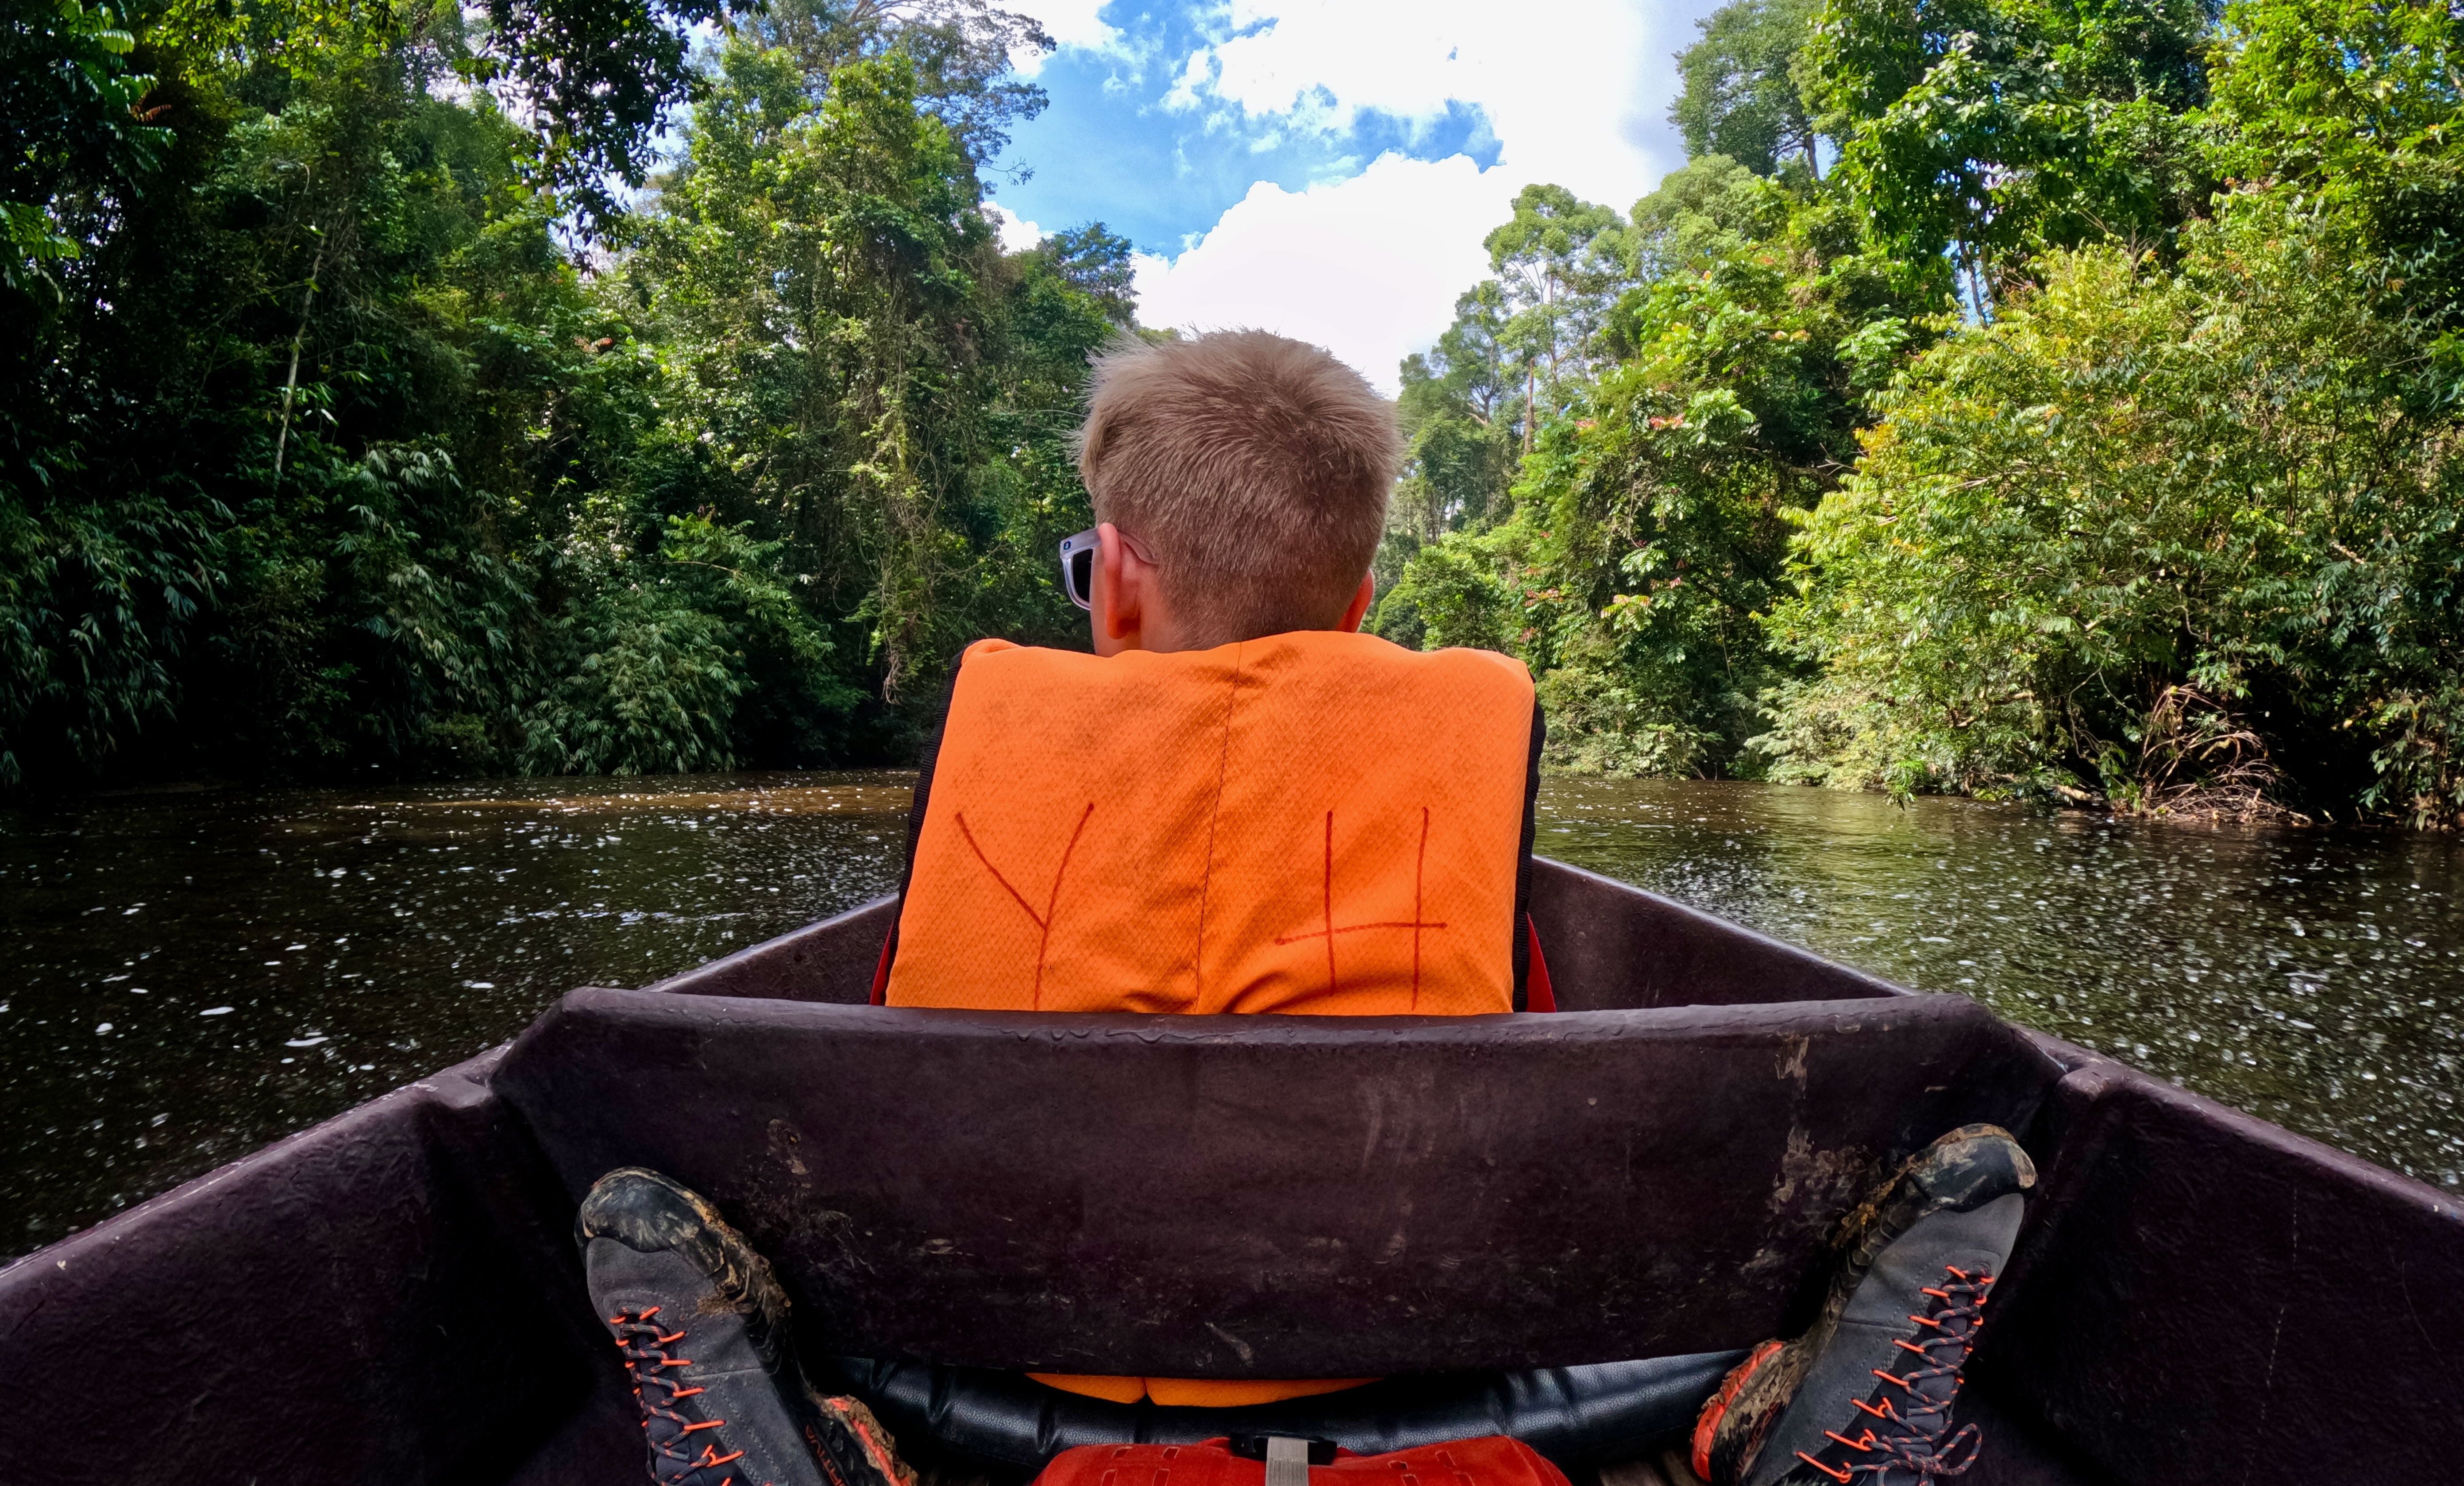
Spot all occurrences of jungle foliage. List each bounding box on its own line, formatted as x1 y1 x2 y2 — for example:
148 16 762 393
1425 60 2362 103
1373 0 2464 824
11 0 2464 825
1 0 1122 787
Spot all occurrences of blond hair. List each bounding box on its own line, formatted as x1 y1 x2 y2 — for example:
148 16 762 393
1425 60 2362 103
1077 330 1402 644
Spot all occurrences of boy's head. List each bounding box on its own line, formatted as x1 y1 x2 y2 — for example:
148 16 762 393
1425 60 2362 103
1077 330 1402 649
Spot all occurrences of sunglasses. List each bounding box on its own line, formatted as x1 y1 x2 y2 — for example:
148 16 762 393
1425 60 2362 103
1057 527 1157 611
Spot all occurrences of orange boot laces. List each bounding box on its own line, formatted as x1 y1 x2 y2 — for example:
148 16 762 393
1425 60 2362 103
609 1305 752 1486
1791 1268 1994 1485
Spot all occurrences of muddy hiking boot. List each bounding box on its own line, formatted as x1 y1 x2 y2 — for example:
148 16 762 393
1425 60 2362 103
582 1166 918 1486
1691 1125 2036 1486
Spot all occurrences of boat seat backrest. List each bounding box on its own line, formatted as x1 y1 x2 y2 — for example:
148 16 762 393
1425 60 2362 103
494 991 2057 1378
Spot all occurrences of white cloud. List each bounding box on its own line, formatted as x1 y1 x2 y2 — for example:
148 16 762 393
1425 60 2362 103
1162 46 1215 111
1026 0 1723 386
984 205 1047 253
1131 153 1516 393
1190 0 1695 208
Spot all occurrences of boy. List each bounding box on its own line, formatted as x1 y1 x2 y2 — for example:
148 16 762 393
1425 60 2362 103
873 330 1548 1404
874 329 1548 1026
577 333 2032 1486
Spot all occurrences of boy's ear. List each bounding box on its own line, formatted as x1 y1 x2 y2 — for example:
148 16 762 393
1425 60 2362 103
1093 520 1144 655
1339 571 1376 633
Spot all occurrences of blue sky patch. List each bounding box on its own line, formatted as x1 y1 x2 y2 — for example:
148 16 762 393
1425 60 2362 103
990 15 1506 252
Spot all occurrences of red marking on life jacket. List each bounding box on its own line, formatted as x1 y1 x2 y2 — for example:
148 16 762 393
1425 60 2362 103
955 802 1095 1010
1274 808 1448 1003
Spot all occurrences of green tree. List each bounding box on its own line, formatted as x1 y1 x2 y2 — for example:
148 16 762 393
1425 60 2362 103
1513 180 1937 774
0 0 167 297
1 0 575 783
0 0 1133 792
627 42 1053 709
1627 153 1791 286
1800 0 2217 304
1384 166 1942 777
1762 201 2464 821
1384 0 2464 824
1387 283 1519 546
2207 0 2464 374
522 513 852 774
474 0 726 228
1484 184 1633 447
737 0 1055 169
1671 0 1822 178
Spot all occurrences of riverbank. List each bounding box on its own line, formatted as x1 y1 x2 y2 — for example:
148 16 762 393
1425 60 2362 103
5 771 2457 1259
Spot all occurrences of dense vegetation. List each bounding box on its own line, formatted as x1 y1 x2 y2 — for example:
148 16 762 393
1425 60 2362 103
8 0 2462 826
3 0 1124 786
1374 0 2464 824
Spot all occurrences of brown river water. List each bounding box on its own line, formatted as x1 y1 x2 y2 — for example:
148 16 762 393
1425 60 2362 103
4 771 2459 1259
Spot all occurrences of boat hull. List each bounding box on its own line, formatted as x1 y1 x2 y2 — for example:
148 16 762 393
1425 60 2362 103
2 859 2456 1485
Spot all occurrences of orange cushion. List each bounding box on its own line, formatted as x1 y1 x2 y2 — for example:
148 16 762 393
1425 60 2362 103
1028 1374 1379 1407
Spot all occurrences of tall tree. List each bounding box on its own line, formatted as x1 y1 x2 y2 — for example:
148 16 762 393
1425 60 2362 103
1627 152 1790 284
1670 0 1822 177
1483 185 1631 448
0 0 1134 790
2208 0 2464 362
1800 0 2217 303
476 0 725 228
0 0 167 297
733 0 1055 168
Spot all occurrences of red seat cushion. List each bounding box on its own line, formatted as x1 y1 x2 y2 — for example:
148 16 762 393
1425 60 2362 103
1034 1436 1571 1486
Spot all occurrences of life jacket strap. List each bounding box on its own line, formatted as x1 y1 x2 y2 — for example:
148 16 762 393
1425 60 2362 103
1266 1436 1314 1486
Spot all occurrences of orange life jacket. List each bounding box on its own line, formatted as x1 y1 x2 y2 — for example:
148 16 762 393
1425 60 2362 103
879 630 1544 1016
875 629 1549 1404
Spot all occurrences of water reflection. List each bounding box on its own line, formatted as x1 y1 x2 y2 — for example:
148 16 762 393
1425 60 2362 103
3 771 2458 1262
1539 778 2464 1193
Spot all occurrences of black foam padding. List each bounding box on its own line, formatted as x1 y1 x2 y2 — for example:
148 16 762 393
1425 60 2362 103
815 1351 1747 1471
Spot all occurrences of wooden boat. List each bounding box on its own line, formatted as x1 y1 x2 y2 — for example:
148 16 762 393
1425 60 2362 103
4 858 2458 1485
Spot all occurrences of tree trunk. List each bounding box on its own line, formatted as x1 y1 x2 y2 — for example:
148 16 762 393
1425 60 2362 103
272 228 326 485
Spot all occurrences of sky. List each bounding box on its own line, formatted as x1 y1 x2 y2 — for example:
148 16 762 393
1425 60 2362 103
983 0 1727 391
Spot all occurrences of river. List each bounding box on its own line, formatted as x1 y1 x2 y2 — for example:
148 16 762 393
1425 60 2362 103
4 770 2458 1259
